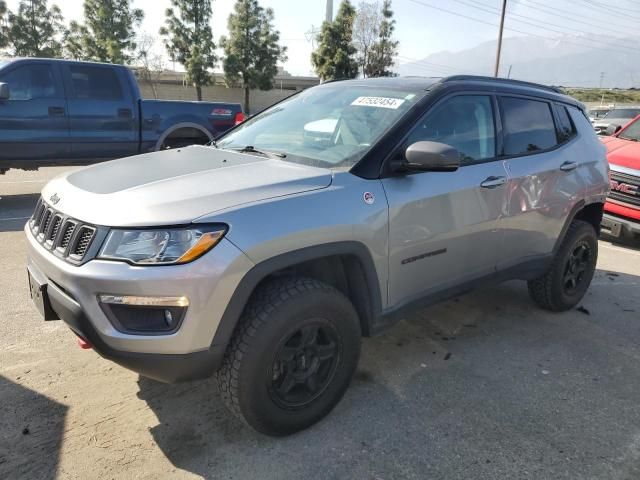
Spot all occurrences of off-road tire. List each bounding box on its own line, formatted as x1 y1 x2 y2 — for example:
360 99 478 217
527 220 598 311
215 277 361 436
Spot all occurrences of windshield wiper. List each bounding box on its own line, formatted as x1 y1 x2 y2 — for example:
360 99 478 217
231 145 287 159
618 136 638 142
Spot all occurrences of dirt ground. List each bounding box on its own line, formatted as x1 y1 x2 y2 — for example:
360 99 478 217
1 168 640 479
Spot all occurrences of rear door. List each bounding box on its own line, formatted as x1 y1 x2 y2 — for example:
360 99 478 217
497 96 585 270
61 64 138 159
0 61 69 161
382 94 509 307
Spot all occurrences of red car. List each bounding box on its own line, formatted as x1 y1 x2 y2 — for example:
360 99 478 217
600 114 640 241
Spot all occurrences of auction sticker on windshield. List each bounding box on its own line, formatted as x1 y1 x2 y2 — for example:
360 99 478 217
351 96 406 109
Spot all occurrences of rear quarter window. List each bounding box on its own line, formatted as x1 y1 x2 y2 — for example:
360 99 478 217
555 104 576 142
500 97 557 156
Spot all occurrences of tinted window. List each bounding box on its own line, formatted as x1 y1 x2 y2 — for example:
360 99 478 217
405 95 495 164
69 66 123 100
556 105 576 142
0 64 58 100
501 97 557 155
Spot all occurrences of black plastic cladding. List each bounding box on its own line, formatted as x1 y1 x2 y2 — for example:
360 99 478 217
29 197 107 266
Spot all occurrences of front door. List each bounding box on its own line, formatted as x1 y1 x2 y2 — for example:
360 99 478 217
61 64 138 159
0 61 69 161
382 94 509 307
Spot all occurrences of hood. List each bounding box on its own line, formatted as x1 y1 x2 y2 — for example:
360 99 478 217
41 146 333 226
601 136 640 170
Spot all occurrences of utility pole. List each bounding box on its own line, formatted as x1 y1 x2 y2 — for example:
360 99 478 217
494 0 507 77
599 71 605 89
326 0 333 23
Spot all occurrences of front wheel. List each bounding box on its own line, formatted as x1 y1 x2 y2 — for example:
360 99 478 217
528 220 598 311
215 277 361 436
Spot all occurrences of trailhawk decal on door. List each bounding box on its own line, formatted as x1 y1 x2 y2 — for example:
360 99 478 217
351 96 406 109
401 248 448 265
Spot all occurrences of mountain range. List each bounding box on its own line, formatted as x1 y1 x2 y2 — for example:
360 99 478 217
397 34 640 88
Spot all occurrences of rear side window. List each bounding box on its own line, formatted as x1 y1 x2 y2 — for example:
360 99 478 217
68 65 123 101
555 104 576 142
500 97 557 155
0 64 58 100
406 95 496 165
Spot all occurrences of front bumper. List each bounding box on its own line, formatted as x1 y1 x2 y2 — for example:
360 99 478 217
26 223 254 382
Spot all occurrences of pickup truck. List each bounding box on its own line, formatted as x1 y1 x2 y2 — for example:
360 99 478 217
600 114 640 241
0 58 244 174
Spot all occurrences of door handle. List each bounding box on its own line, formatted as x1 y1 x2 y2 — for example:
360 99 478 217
560 161 578 172
48 106 65 116
480 176 507 189
118 108 133 118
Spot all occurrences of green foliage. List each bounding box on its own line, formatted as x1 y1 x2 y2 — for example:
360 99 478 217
160 0 217 101
0 1 8 50
366 0 398 77
7 0 65 57
65 0 143 64
563 88 640 104
221 0 287 113
311 0 358 81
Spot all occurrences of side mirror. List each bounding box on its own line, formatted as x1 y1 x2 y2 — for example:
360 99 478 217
606 123 622 136
397 141 460 172
0 83 9 101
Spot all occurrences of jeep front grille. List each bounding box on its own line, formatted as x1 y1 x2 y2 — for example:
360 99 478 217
29 197 100 265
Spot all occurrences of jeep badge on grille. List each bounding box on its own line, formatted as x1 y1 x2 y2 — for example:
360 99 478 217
49 193 60 205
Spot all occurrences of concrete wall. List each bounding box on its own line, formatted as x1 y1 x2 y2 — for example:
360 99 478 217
136 74 320 114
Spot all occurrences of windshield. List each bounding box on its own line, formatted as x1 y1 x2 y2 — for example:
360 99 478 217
618 117 640 141
217 84 424 168
604 108 640 119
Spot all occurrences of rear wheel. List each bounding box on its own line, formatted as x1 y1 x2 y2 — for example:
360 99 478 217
215 277 361 436
528 220 598 311
157 127 211 150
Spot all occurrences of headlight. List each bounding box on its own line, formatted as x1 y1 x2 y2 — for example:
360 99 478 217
98 225 227 265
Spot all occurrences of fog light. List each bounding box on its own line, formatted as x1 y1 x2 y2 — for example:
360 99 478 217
98 295 188 334
164 309 174 327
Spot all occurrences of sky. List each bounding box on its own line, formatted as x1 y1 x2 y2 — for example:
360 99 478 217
5 0 640 76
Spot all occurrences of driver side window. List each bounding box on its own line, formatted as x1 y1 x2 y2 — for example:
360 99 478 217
0 64 58 101
406 95 496 165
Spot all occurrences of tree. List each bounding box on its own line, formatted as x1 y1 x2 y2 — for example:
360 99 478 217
366 0 398 77
353 2 380 78
311 0 358 82
0 1 10 50
221 0 287 114
64 0 144 63
134 34 165 99
7 0 65 58
160 0 217 101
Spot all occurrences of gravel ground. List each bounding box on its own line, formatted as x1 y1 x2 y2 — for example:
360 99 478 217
1 167 639 480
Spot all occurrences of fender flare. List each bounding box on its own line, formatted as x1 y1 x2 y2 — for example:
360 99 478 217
209 241 383 350
154 122 213 151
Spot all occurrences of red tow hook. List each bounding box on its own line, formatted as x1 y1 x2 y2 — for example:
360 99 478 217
76 336 93 350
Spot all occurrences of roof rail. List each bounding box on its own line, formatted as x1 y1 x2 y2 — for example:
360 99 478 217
442 75 563 94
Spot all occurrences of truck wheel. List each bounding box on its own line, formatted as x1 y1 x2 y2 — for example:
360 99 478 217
215 277 361 436
527 220 598 312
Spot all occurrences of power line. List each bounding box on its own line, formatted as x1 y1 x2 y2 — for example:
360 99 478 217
406 0 640 56
449 0 640 53
517 0 640 37
478 0 640 38
578 0 640 23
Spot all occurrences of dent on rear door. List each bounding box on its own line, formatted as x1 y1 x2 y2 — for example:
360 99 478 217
500 145 586 268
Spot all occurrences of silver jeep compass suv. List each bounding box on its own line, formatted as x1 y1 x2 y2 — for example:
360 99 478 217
26 76 609 435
